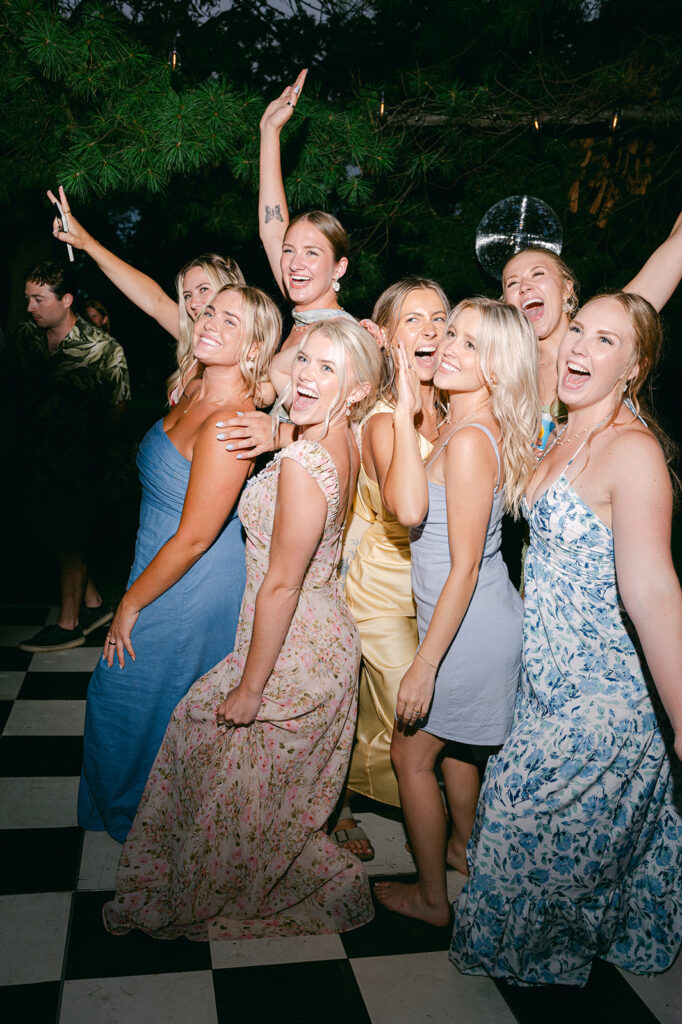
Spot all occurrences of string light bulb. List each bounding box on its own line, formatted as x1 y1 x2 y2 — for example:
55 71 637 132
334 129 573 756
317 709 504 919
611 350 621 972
167 39 181 72
378 91 386 119
533 116 541 132
610 108 620 132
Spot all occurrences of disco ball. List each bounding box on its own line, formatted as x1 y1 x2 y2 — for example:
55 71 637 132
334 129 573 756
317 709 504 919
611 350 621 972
475 196 563 280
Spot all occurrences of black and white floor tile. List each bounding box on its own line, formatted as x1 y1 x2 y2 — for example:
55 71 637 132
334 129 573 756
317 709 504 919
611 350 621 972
1 605 679 1024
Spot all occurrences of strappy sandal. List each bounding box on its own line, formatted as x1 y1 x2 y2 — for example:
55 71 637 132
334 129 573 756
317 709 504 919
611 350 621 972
332 807 375 862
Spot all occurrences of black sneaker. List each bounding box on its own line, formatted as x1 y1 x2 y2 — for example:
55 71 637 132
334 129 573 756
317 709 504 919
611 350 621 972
18 624 85 652
79 604 114 636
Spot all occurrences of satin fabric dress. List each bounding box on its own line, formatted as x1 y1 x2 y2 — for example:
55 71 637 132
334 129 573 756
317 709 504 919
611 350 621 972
343 400 432 806
78 420 246 843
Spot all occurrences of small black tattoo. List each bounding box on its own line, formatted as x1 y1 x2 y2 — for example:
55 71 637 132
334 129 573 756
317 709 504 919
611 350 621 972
265 204 284 224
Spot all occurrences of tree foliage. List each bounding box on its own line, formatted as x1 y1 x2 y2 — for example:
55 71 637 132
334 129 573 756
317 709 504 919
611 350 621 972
1 0 680 317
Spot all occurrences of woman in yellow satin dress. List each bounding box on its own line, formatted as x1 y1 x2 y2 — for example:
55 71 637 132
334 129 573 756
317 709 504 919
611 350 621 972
336 278 449 858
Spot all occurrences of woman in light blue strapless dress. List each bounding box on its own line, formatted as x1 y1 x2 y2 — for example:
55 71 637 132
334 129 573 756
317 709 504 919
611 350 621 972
79 285 282 842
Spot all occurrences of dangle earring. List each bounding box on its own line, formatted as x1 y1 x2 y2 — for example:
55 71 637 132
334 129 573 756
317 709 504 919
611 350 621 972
345 399 352 418
332 279 341 293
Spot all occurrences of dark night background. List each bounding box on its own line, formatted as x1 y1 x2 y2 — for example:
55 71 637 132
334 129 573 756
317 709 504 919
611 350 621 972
1 0 680 603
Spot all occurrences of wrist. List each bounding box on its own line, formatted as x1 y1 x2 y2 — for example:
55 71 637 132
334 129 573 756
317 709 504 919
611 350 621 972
415 648 439 671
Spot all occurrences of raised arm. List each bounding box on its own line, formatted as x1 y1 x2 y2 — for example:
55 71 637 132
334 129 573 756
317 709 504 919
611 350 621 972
106 421 251 666
624 211 682 312
217 452 327 725
258 69 307 296
611 432 682 758
48 186 180 339
395 430 497 725
381 343 429 524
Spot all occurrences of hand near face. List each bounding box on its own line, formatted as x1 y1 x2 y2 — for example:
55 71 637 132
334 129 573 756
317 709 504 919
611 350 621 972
394 339 423 418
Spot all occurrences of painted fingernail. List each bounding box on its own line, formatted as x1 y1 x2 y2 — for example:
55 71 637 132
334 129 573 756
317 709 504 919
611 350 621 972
216 421 224 427
235 411 244 416
294 85 300 94
236 454 245 460
217 433 226 440
226 444 234 451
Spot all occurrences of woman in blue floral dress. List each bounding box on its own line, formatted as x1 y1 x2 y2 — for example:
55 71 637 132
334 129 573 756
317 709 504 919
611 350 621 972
452 292 682 985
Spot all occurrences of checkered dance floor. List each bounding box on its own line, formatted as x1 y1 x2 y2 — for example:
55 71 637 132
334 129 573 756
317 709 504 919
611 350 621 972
1 605 679 1023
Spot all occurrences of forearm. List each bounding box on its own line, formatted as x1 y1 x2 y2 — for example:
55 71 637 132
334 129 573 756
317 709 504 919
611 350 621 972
624 580 682 737
87 238 179 338
384 406 429 524
259 128 289 237
122 532 211 613
239 577 300 697
417 564 480 669
625 211 682 312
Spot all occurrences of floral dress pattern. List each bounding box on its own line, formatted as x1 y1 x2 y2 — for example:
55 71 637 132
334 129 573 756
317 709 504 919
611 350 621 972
451 473 682 986
103 439 374 941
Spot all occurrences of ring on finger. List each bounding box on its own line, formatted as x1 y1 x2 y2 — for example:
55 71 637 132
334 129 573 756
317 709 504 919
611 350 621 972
108 640 116 646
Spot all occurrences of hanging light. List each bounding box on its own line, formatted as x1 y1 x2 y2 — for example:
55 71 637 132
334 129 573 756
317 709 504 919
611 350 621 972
378 91 386 119
533 116 541 132
610 108 620 132
167 38 181 72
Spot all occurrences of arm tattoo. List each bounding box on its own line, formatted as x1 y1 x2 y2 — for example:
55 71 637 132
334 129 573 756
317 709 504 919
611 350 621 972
264 204 284 224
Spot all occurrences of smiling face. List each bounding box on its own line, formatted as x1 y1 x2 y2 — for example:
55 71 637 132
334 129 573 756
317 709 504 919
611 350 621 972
289 331 354 428
433 306 487 395
502 250 573 341
391 288 448 382
192 289 245 367
183 265 217 322
557 296 637 410
280 221 347 310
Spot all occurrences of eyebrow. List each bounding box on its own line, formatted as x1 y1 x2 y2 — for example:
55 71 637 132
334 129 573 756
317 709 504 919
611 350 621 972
404 308 447 317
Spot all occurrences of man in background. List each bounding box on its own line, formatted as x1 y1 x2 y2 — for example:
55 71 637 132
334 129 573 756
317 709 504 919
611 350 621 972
9 261 131 652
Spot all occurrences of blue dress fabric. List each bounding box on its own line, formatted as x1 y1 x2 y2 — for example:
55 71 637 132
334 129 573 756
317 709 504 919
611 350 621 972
410 424 523 744
78 420 246 843
451 472 682 985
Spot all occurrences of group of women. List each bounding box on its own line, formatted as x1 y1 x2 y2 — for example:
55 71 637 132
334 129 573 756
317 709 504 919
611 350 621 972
49 69 682 985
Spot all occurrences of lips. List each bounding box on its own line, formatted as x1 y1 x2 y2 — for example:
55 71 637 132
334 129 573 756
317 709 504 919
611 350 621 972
288 274 313 290
292 385 318 410
414 345 437 365
563 360 591 388
196 334 220 348
521 298 545 323
437 357 458 374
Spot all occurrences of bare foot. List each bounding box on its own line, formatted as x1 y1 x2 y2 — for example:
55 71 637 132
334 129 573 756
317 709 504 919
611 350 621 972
446 841 469 877
333 816 375 861
373 880 451 926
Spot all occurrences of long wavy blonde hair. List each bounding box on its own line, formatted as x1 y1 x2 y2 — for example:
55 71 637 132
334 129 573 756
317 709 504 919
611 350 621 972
447 297 540 516
167 253 245 402
273 318 383 436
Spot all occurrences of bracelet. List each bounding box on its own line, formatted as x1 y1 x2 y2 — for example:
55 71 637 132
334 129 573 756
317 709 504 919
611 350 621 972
416 649 438 670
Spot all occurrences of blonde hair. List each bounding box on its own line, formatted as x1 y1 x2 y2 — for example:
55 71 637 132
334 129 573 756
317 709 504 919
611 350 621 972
273 318 383 436
167 253 245 401
372 277 450 417
172 284 282 402
447 297 540 517
502 247 579 317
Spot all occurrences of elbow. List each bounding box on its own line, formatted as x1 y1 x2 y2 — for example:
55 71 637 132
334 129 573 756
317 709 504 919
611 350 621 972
395 502 428 528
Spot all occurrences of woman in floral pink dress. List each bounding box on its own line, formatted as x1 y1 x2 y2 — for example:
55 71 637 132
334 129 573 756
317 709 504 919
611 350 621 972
103 318 382 940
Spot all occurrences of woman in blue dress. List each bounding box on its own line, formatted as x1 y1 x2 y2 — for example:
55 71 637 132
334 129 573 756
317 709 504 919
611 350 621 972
78 285 282 843
452 292 682 985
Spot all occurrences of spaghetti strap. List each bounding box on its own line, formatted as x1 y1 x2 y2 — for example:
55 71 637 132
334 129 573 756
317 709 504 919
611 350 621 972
425 423 502 493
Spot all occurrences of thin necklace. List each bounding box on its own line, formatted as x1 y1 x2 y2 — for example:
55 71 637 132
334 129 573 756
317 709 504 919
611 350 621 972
445 400 490 428
552 413 610 447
